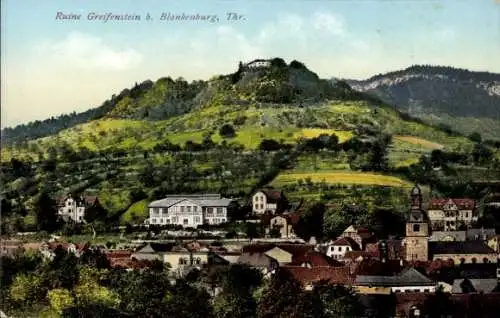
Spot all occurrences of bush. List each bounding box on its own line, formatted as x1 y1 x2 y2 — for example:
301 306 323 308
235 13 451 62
259 139 282 151
219 124 236 138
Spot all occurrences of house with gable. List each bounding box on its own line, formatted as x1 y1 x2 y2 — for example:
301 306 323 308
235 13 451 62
252 188 289 215
326 237 361 260
241 243 314 265
354 267 438 294
264 212 300 238
427 198 477 230
131 242 175 261
57 193 101 223
147 194 233 227
338 225 375 249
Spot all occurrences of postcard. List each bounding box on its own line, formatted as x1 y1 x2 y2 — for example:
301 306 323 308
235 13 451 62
1 1 500 317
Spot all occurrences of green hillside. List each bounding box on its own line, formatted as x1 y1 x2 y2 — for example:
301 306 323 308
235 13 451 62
2 58 499 232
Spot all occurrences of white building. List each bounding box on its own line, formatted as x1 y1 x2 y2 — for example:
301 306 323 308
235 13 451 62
325 237 360 260
245 59 271 69
252 189 288 215
148 194 232 227
56 194 99 223
427 198 477 231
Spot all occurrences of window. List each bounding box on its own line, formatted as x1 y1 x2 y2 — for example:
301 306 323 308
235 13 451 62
394 289 401 293
166 219 170 224
172 217 178 223
471 257 477 264
338 246 342 251
194 206 198 212
179 258 187 265
221 218 226 223
254 204 258 210
260 204 264 209
207 207 213 215
183 219 188 225
413 224 420 232
414 289 420 293
216 207 223 215
181 206 185 212
187 206 191 212
151 218 156 224
465 212 469 218
195 257 201 265
194 217 200 223
484 258 489 263
424 289 430 292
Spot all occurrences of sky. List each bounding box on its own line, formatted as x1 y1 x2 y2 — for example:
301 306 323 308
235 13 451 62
1 0 499 128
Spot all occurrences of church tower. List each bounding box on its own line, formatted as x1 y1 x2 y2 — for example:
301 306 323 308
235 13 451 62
405 184 429 262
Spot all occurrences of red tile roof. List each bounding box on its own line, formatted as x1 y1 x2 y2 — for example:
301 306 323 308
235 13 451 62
282 265 354 286
111 258 150 269
290 251 343 267
242 243 313 256
262 189 285 201
343 250 379 261
429 198 475 210
354 259 405 276
332 237 361 250
47 242 88 252
104 250 133 259
282 212 301 225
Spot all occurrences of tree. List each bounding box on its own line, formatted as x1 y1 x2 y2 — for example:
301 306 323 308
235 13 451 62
468 132 482 143
165 279 213 318
9 273 47 305
245 222 262 240
421 287 454 318
46 246 79 290
79 249 110 269
48 288 75 315
84 204 108 223
62 303 132 318
313 282 364 318
472 143 493 165
219 124 236 138
34 190 60 233
110 270 171 317
430 149 445 168
258 269 308 318
289 60 306 69
213 264 262 318
270 58 287 68
259 139 282 151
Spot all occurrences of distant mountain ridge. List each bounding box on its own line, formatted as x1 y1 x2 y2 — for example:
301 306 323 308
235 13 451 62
345 65 500 140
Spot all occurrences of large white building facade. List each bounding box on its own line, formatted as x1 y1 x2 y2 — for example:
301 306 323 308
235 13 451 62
148 194 233 227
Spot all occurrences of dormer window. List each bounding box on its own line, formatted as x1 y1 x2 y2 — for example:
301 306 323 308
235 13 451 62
301 262 312 268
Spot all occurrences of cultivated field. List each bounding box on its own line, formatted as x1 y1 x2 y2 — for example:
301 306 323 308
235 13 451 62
272 171 412 187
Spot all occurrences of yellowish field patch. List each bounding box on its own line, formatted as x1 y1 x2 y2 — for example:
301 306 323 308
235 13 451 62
272 171 411 187
294 129 353 143
394 135 443 150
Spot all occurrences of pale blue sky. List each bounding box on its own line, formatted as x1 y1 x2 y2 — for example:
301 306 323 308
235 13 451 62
1 0 499 127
